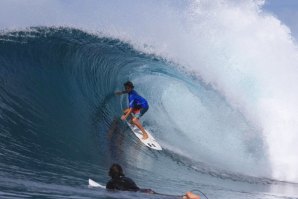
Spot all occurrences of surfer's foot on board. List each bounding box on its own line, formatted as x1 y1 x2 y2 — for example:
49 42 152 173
142 132 149 140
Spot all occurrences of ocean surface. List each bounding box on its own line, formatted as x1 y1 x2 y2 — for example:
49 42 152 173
1 1 298 199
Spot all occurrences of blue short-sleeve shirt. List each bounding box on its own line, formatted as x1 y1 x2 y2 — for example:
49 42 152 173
128 90 149 109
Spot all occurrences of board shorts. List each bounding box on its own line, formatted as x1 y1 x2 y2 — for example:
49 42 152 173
131 106 149 119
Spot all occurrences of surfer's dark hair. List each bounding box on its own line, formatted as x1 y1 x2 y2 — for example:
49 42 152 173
124 81 134 89
109 163 125 178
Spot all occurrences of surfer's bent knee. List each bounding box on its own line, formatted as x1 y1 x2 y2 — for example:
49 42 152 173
132 117 139 122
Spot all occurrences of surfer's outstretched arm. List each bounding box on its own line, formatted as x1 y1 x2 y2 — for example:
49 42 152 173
183 191 200 199
153 191 200 199
105 164 201 199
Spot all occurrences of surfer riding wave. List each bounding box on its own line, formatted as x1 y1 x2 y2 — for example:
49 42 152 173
115 81 149 140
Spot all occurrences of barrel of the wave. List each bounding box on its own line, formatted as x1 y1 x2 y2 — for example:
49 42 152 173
116 81 162 150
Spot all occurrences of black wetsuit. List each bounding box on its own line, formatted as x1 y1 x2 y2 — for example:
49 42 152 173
106 176 155 194
106 176 140 191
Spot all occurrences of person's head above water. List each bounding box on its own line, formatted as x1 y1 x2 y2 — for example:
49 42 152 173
124 81 134 91
109 163 125 179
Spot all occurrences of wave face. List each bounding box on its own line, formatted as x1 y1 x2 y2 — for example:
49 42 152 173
0 0 297 183
1 0 298 198
0 26 269 176
0 27 291 199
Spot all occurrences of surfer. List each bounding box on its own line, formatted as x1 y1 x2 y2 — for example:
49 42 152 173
106 163 155 193
115 81 149 140
106 163 201 199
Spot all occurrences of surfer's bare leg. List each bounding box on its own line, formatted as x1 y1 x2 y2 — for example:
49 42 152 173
132 117 148 140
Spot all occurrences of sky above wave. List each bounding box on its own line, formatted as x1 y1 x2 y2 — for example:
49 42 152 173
0 0 297 41
263 0 298 40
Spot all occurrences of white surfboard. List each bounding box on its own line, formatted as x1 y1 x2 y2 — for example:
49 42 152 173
127 122 162 150
88 178 106 189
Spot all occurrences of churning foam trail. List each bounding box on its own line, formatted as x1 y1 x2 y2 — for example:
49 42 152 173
1 0 298 182
185 0 298 182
